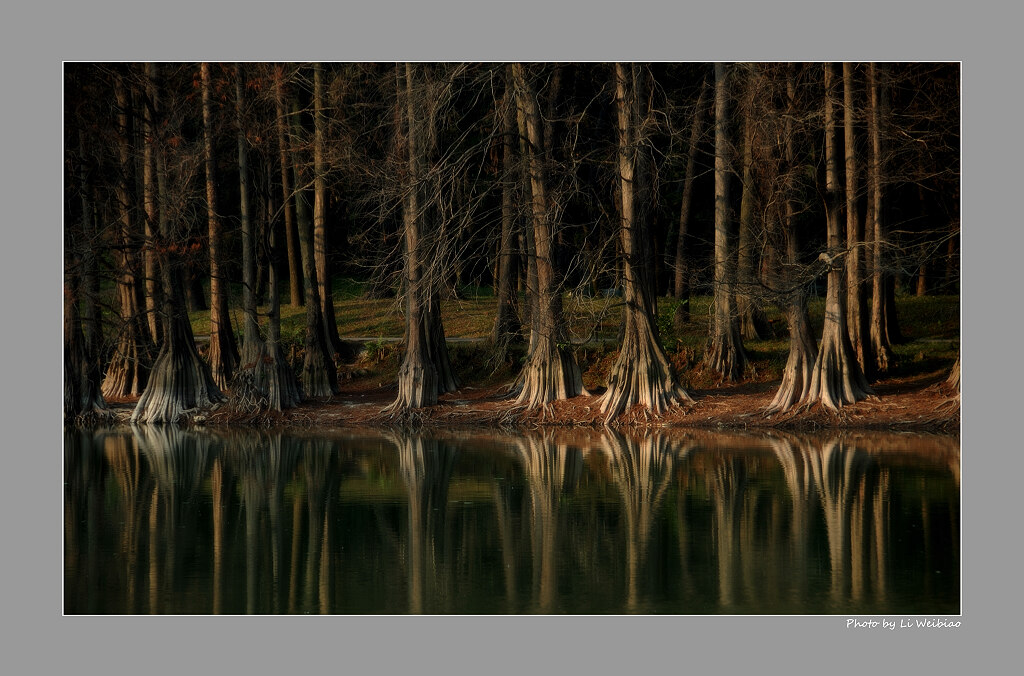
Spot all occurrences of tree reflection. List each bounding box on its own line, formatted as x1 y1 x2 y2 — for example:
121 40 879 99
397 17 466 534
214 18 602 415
513 432 582 613
597 431 694 612
393 434 456 614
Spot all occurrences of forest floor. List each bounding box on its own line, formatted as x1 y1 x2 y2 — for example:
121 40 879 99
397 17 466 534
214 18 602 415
103 354 960 434
97 291 960 434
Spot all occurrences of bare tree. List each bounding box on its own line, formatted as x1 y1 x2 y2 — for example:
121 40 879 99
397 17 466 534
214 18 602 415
844 63 873 378
799 64 871 410
672 77 709 326
867 62 894 373
510 63 584 409
201 62 240 390
703 63 748 381
598 63 692 422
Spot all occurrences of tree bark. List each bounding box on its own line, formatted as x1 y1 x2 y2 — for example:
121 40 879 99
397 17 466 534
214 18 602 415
672 79 709 327
289 97 338 397
800 63 871 411
274 67 305 308
510 63 583 409
598 63 692 422
201 62 240 390
767 69 818 414
704 63 748 382
386 63 459 412
133 65 224 423
141 67 163 346
736 68 767 341
491 84 522 353
102 72 153 399
844 63 873 378
867 63 894 373
313 63 347 357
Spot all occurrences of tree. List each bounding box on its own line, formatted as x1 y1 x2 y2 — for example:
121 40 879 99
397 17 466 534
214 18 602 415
132 64 224 424
867 62 895 373
703 63 748 382
597 63 692 422
799 64 871 411
102 70 154 399
766 66 818 414
843 63 873 378
274 66 305 308
671 77 708 326
201 62 240 390
490 82 522 356
510 63 584 409
736 66 768 341
385 63 459 411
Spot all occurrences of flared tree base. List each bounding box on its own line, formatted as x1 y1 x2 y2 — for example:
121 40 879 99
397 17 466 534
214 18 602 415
598 332 693 423
513 339 584 411
799 328 873 412
704 328 748 383
132 339 224 424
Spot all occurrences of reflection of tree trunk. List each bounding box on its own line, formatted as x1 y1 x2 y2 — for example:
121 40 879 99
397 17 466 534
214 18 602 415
600 431 678 613
491 480 518 613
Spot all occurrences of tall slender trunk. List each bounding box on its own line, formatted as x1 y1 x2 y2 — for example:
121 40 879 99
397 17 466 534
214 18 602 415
737 68 767 340
704 62 748 381
673 78 709 326
141 69 162 346
867 63 894 373
491 84 522 351
290 97 338 397
800 63 871 410
767 68 818 414
844 63 873 378
237 67 261 359
510 63 583 408
274 67 305 308
202 62 240 390
133 64 224 423
599 63 691 421
313 63 346 356
102 72 152 398
386 63 458 412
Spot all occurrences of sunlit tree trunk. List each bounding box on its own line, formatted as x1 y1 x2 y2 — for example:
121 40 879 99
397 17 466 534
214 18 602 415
510 63 583 409
599 63 692 422
800 64 871 411
704 63 748 382
844 63 873 378
736 68 767 341
201 62 240 389
141 72 163 346
867 63 894 373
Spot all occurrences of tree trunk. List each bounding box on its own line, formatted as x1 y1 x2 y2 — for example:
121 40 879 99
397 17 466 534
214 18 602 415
510 63 583 409
102 72 152 399
737 69 767 341
867 63 894 373
800 63 871 411
598 63 692 422
274 67 305 308
289 97 338 397
141 69 163 346
133 65 224 423
767 69 818 414
844 63 873 378
313 63 347 357
704 63 748 382
385 63 459 412
491 85 522 353
201 62 240 390
672 78 708 327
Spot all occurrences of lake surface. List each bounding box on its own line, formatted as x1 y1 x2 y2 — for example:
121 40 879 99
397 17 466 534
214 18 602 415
64 426 959 615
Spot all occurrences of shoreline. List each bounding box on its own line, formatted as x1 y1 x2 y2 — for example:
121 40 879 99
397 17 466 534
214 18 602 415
89 366 961 436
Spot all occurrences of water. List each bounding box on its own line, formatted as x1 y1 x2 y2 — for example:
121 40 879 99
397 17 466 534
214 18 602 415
63 426 959 615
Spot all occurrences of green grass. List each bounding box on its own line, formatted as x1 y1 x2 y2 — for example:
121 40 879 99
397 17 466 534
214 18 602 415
180 279 958 388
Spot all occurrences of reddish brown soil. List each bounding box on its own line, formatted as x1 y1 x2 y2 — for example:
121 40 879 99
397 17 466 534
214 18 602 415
101 366 960 433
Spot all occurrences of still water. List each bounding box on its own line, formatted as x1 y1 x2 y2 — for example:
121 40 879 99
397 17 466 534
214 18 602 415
64 426 959 615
